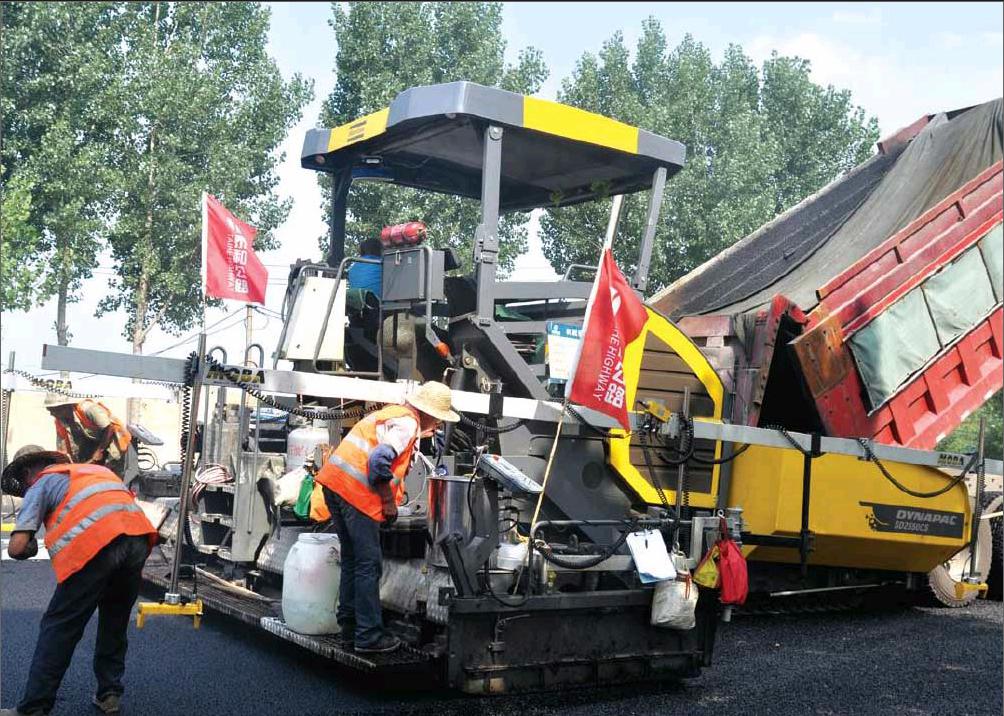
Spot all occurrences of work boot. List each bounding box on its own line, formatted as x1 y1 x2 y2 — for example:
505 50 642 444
336 625 355 650
92 693 121 714
354 634 401 654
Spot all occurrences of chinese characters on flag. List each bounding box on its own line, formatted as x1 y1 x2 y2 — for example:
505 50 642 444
202 193 267 304
566 248 649 429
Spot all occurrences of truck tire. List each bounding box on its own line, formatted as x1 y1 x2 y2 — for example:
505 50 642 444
924 514 993 607
982 492 1003 600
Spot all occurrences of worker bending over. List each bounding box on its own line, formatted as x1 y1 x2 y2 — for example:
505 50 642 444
45 396 132 477
1 446 156 716
316 381 459 653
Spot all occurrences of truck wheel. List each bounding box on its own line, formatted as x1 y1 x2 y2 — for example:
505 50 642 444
982 492 1003 600
924 515 993 607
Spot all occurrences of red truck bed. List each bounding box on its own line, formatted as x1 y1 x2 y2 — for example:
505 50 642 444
652 99 1003 449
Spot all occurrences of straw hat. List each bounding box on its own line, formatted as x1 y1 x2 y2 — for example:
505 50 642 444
405 381 459 423
1 445 71 497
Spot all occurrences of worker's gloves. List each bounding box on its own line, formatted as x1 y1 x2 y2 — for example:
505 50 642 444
367 444 398 486
375 482 398 525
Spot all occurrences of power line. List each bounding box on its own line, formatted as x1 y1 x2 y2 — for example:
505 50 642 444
148 309 246 356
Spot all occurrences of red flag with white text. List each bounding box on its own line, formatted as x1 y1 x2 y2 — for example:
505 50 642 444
566 248 648 429
202 193 267 304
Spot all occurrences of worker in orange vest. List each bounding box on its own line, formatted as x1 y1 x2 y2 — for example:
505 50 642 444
45 396 132 477
1 445 157 716
315 381 459 654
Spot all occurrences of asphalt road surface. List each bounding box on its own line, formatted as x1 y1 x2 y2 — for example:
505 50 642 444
2 560 1001 716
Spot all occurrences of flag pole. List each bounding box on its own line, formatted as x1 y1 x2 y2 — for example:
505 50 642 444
532 194 626 548
200 192 209 334
245 304 253 361
602 194 624 251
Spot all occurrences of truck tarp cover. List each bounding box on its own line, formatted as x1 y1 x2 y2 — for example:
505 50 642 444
654 97 1003 318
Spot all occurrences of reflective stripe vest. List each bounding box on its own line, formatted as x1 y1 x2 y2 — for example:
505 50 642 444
315 405 419 522
54 400 132 462
40 464 156 582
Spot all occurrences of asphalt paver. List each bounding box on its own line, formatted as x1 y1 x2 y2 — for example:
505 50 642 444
2 560 1001 715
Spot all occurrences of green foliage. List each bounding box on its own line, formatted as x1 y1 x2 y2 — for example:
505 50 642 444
319 2 547 273
1 2 124 340
938 392 1004 461
2 2 310 350
540 21 879 292
91 2 312 350
0 166 42 311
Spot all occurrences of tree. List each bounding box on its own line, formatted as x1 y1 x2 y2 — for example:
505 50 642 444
938 393 1004 461
539 20 879 292
319 2 548 273
0 166 42 312
94 2 312 355
1 2 123 343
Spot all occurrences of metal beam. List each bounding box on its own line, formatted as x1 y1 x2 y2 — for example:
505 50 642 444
491 282 591 301
39 345 616 427
633 167 666 292
686 418 1004 474
40 344 998 475
327 170 351 268
475 124 503 323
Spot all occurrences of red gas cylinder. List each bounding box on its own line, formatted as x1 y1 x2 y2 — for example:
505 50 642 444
380 221 427 247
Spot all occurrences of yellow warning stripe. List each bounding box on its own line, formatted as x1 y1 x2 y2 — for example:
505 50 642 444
522 96 639 155
326 108 390 153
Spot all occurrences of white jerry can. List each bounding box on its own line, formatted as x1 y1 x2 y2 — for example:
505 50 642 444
281 533 341 635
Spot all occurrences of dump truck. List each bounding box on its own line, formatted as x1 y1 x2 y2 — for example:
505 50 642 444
652 97 1004 607
34 83 1002 693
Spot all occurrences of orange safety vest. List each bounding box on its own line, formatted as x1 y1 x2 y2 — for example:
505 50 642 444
54 400 132 460
40 464 156 582
315 405 419 522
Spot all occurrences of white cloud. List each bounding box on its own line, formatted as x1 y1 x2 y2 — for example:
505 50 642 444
831 7 882 26
937 32 965 50
746 31 1002 138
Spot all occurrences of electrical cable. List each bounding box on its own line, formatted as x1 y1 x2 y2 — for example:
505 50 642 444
534 519 638 570
458 413 526 435
855 437 978 499
190 463 232 505
136 445 160 471
639 430 672 512
177 353 198 451
201 354 367 421
564 403 626 438
2 368 102 400
653 416 695 465
150 309 245 356
660 442 751 465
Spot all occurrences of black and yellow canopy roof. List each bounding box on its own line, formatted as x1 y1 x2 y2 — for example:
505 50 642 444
301 82 685 212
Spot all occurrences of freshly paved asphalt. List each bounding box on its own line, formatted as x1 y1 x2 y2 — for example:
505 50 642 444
2 559 1001 716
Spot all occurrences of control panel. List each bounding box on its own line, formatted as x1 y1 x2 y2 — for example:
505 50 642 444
477 454 543 495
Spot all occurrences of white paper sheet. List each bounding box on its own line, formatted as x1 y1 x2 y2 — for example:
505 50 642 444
625 529 676 584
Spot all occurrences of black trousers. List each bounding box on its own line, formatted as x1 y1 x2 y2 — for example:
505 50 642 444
322 487 385 647
18 534 150 715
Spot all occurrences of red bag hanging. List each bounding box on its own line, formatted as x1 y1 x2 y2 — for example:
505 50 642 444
716 535 748 606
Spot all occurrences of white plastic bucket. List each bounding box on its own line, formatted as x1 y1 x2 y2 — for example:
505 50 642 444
281 533 340 635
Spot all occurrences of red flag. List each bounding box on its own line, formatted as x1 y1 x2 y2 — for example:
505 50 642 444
566 248 648 429
202 193 267 304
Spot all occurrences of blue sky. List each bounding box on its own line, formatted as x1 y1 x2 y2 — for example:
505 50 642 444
3 2 1002 379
